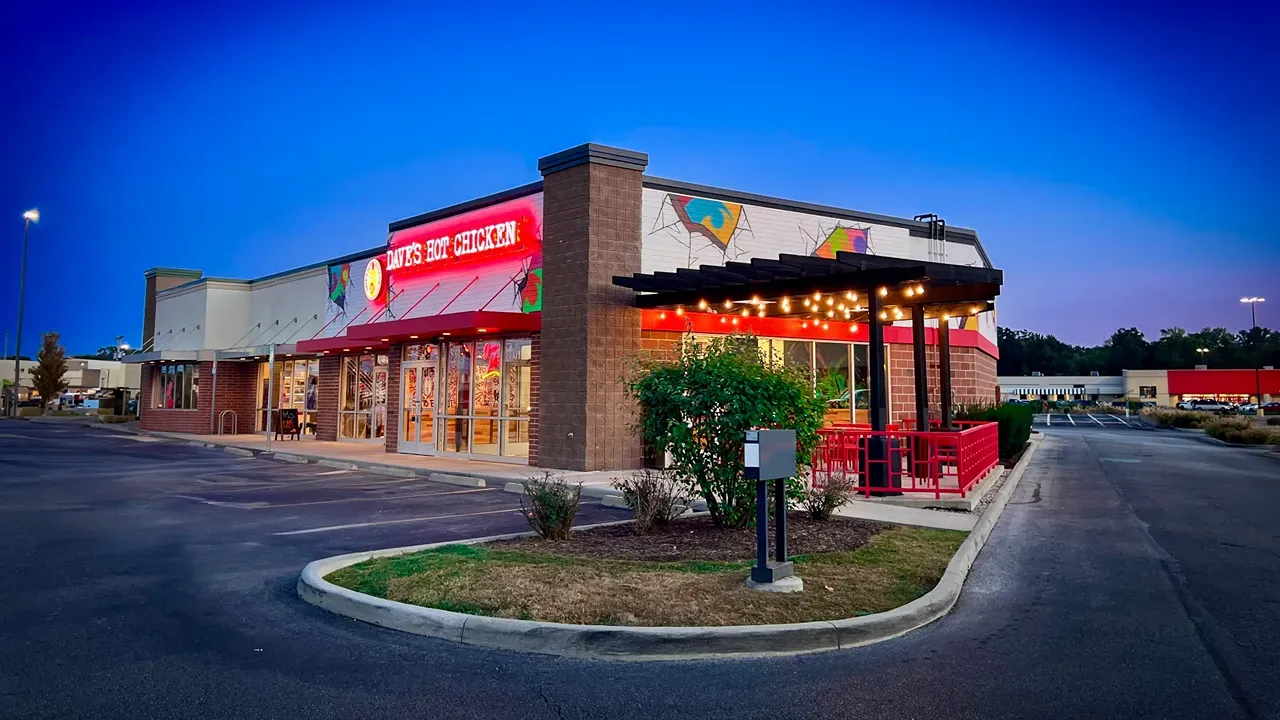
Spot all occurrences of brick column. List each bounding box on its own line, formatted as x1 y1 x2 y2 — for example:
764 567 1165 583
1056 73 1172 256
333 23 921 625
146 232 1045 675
385 346 402 454
316 355 341 441
212 361 258 434
536 144 648 471
528 334 541 466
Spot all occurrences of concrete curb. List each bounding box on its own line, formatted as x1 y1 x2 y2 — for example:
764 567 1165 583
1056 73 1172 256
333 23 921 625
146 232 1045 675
297 437 1044 660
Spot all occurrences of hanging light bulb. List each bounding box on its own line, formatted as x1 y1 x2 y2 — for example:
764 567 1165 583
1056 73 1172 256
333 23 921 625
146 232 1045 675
972 306 982 314
879 311 888 320
803 298 811 308
720 316 727 324
757 308 765 317
813 291 822 302
941 313 950 321
826 310 834 318
905 287 915 297
822 322 829 330
825 296 834 306
723 299 733 310
697 299 708 310
837 303 845 311
750 295 760 305
741 308 750 317
879 287 888 297
802 321 809 329
659 312 667 320
675 307 684 316
845 291 855 301
915 284 925 295
849 323 859 333
732 317 740 326
894 308 904 320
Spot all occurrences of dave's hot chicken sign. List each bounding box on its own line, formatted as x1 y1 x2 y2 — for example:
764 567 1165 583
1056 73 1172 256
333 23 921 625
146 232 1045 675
385 194 542 280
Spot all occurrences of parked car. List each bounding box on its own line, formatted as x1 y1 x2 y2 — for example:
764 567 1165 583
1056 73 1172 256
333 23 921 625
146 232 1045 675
1237 403 1258 414
1176 400 1195 410
1187 399 1233 413
1261 402 1280 416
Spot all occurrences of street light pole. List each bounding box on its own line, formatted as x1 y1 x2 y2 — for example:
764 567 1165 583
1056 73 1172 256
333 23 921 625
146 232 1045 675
1240 297 1266 417
11 209 38 416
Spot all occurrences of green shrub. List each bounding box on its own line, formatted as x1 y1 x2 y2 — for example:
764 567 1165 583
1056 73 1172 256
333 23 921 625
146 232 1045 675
802 470 855 522
628 332 826 528
1201 417 1280 445
1143 409 1211 429
1266 417 1280 427
519 472 582 541
17 406 43 417
954 401 1032 462
612 468 684 535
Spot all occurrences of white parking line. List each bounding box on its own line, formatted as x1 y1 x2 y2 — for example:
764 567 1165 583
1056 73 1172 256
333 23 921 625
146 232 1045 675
177 487 492 509
1067 414 1076 426
1046 414 1051 426
273 507 521 535
1087 414 1105 426
315 469 351 476
1115 415 1134 427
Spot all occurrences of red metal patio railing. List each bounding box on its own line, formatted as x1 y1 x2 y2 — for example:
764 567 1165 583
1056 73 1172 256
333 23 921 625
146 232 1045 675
813 421 999 499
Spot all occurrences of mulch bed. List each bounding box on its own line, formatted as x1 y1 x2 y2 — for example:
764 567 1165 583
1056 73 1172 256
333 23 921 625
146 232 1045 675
489 511 892 563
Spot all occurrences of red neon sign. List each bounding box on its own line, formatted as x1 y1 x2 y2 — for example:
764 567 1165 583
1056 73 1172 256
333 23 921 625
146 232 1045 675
386 196 541 280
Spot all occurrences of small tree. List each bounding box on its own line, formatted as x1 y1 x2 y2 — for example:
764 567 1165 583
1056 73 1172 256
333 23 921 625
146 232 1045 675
29 332 69 411
627 333 826 528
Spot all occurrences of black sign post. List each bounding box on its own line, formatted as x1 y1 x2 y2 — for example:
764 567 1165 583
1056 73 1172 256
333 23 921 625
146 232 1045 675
745 429 798 585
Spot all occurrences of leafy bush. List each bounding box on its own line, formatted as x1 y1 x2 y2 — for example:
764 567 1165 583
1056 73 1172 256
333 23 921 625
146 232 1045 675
99 415 138 424
803 470 856 522
519 472 582 541
1143 409 1211 429
628 332 827 528
1201 417 1280 445
17 406 44 417
954 401 1033 462
613 468 685 535
1267 417 1280 427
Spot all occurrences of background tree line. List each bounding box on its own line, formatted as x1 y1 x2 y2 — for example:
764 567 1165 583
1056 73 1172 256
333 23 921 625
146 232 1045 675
997 326 1280 376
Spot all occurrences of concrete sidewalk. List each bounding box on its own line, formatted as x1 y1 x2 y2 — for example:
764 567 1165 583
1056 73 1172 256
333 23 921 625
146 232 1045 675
132 430 630 495
833 499 976 531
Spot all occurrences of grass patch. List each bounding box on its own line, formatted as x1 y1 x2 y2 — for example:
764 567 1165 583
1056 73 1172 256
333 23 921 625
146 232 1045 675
326 527 967 627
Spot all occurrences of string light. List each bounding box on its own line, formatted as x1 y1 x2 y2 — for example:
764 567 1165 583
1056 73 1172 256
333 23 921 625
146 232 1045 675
904 287 915 297
972 306 982 313
878 287 888 297
849 323 859 333
720 316 727 324
813 292 822 301
757 308 765 317
750 295 760 305
893 308 904 320
724 299 733 310
942 314 950 321
826 310 834 318
915 284 925 295
675 307 684 316
698 299 708 310
837 303 845 311
802 321 809 329
825 296 834 306
822 322 829 330
659 312 666 320
845 291 856 301
879 311 888 320
732 317 739 326
741 308 750 317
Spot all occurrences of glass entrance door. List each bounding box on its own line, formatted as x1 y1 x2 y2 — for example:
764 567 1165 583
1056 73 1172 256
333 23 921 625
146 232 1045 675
399 344 438 455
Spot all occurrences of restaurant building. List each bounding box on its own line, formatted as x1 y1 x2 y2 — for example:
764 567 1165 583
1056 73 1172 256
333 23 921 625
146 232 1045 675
128 144 1002 471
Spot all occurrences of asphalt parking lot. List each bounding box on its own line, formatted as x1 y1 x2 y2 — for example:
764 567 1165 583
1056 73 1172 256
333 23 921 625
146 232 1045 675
1035 412 1149 429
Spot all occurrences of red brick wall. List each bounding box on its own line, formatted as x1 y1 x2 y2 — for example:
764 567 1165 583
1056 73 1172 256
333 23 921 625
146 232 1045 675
641 330 682 360
384 346 402 454
211 360 258 434
316 355 341 441
888 343 999 424
528 334 540 466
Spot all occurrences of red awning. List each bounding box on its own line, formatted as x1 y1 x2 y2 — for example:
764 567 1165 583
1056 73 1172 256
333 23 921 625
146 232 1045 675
296 311 540 353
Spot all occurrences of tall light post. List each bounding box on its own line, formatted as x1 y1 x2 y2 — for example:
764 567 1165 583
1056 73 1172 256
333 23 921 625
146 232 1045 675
1240 296 1266 416
10 209 38 416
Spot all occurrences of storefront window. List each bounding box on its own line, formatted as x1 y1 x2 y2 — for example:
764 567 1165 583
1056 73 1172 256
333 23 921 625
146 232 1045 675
472 339 502 455
815 343 851 425
153 363 199 410
338 353 387 441
502 338 532 457
257 359 319 434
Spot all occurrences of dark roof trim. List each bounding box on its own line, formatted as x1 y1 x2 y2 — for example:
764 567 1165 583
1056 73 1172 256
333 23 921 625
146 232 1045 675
144 267 202 279
642 175 994 268
538 143 649 175
387 181 543 233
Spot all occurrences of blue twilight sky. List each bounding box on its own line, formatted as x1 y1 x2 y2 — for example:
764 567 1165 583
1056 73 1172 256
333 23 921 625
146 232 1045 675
1 0 1276 354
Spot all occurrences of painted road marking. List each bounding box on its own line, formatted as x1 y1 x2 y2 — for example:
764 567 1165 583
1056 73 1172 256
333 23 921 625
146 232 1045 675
1067 414 1076 426
273 507 521 536
1087 414 1106 426
176 487 492 509
315 469 351 476
1099 457 1141 463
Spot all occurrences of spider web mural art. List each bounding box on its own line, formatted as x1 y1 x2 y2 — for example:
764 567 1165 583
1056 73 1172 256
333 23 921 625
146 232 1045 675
510 214 544 313
327 263 351 314
648 193 753 268
800 222 872 259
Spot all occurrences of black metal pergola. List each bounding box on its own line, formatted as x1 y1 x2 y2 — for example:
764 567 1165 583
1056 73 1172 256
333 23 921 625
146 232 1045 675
613 251 1003 448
